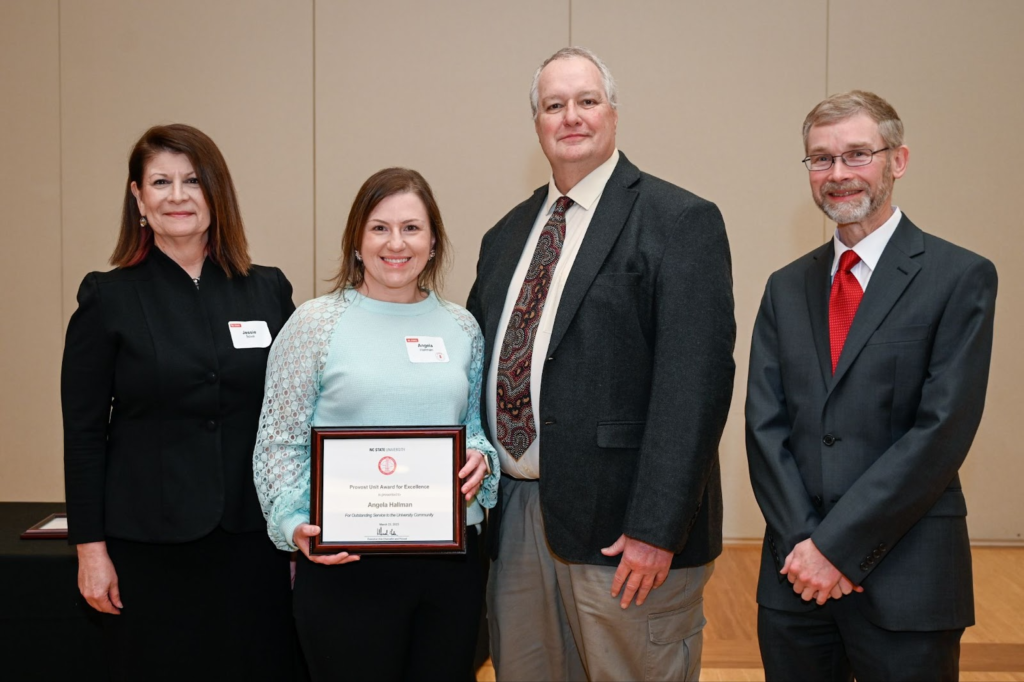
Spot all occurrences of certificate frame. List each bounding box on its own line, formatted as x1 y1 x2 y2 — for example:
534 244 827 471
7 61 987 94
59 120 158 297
21 512 69 540
310 425 466 555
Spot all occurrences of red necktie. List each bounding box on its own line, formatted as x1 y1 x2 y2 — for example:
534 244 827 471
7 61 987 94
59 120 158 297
829 250 863 374
496 196 573 460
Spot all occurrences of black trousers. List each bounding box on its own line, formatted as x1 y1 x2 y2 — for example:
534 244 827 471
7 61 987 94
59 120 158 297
294 527 483 682
103 527 296 682
758 601 964 682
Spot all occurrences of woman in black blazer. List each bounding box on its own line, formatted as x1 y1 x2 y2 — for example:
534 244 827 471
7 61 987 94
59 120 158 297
61 124 296 681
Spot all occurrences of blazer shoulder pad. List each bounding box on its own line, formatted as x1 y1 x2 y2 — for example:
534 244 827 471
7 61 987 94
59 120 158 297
631 171 723 227
484 185 547 238
247 263 288 282
773 241 832 279
919 231 995 272
87 263 149 284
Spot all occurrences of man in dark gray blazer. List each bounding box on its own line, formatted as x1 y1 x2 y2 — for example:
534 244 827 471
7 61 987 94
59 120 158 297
746 90 997 681
467 47 734 681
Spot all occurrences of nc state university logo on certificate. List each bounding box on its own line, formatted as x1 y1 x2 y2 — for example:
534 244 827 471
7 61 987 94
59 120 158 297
378 456 397 475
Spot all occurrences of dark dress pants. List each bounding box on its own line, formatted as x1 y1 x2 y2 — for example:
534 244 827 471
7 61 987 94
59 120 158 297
758 598 964 682
293 527 483 681
103 527 296 682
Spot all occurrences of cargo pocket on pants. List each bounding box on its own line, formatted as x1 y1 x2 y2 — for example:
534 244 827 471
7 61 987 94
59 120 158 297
644 597 706 681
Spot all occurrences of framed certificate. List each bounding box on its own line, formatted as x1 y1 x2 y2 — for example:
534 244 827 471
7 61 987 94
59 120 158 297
310 426 466 555
21 512 69 539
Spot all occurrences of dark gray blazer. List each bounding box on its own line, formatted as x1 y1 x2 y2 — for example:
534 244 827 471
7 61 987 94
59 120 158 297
746 214 997 631
468 152 736 568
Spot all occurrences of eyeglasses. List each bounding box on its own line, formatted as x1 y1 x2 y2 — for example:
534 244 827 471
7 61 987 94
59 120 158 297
802 147 890 171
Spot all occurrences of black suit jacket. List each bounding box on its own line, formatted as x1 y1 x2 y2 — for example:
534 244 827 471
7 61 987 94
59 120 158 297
468 153 736 568
62 248 295 545
746 214 997 630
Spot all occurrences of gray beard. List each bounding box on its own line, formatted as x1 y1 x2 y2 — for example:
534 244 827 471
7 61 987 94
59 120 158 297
817 158 894 226
821 191 872 224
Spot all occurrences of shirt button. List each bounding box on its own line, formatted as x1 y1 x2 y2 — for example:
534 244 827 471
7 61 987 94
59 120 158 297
206 371 218 384
205 420 217 432
822 434 836 446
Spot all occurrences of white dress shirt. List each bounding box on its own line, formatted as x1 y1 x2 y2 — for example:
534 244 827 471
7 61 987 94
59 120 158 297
831 206 902 290
487 150 620 479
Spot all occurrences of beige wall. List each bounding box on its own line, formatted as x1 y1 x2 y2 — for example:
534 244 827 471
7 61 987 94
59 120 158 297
1 0 1021 543
313 0 566 298
0 0 62 503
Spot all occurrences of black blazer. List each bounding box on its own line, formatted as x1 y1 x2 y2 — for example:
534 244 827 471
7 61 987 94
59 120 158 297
746 215 997 630
62 248 295 545
468 153 736 568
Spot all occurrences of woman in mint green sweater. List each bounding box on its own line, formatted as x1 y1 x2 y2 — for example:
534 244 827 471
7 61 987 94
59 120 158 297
254 168 498 681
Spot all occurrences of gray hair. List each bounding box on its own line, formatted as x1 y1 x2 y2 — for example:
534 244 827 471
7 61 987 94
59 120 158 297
529 46 618 120
802 90 905 151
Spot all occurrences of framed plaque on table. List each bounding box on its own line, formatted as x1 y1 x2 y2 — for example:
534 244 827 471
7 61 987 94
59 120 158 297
20 512 69 539
309 425 466 555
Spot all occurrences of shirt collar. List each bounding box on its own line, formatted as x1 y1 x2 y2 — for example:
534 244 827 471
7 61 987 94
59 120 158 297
541 149 620 215
831 206 902 276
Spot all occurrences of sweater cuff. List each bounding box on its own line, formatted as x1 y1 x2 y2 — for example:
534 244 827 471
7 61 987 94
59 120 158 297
280 512 308 552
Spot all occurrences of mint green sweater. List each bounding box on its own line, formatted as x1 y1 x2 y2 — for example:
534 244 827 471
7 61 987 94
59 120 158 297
253 289 498 551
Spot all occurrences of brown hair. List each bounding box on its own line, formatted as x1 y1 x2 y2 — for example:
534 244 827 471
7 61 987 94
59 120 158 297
802 90 904 152
330 168 450 295
111 124 251 276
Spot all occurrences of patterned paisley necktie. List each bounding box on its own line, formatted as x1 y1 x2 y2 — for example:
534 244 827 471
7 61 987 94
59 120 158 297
496 195 574 459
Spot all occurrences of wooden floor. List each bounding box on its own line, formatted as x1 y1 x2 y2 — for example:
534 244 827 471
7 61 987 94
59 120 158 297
478 545 1024 681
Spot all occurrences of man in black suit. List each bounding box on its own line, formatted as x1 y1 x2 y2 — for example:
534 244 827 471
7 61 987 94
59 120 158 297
467 47 735 681
746 90 997 681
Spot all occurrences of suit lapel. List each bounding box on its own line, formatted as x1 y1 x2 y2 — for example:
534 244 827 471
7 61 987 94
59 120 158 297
828 216 924 394
483 186 547 348
547 156 640 355
804 242 835 388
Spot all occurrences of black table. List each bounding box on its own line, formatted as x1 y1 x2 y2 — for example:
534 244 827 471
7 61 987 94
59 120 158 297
0 502 106 681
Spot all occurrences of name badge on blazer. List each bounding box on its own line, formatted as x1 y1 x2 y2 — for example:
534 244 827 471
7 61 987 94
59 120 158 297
404 336 449 363
228 321 272 349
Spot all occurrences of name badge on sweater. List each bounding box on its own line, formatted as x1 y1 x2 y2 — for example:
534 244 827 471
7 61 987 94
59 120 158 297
405 336 449 363
228 321 272 349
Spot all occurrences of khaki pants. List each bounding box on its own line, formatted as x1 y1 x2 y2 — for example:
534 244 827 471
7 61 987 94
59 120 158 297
487 477 713 682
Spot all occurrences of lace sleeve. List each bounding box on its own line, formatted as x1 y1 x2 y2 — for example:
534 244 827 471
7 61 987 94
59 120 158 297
440 299 499 509
253 293 351 550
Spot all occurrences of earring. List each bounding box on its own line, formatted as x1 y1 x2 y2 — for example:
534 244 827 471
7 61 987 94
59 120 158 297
354 251 362 262
140 217 148 228
429 249 436 260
